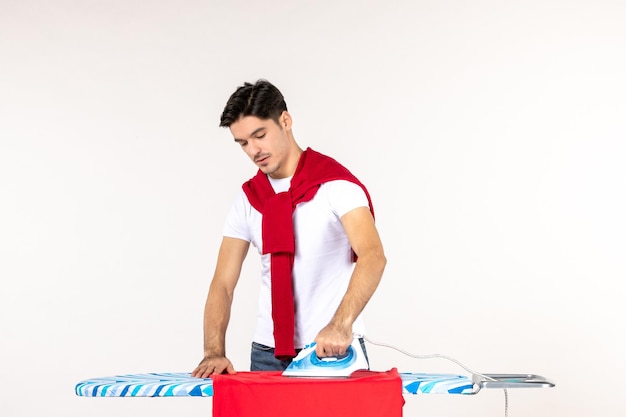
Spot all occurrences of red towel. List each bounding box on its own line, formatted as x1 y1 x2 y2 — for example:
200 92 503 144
242 148 374 359
212 369 404 417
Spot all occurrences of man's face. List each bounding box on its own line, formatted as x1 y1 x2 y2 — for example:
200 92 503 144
230 113 293 179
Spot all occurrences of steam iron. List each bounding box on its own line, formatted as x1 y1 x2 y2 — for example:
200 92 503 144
282 338 369 378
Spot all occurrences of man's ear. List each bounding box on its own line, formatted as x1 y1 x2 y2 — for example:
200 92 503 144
280 111 292 130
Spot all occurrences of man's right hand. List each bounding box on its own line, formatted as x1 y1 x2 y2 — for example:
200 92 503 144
191 356 236 378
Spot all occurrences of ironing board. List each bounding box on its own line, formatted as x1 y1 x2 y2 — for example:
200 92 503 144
75 371 554 397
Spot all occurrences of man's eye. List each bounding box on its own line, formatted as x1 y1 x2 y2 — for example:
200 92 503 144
257 134 265 139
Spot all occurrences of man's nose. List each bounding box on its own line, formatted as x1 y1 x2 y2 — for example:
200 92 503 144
247 141 260 157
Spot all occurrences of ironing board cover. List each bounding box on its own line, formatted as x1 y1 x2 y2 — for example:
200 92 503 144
75 371 475 397
75 373 214 397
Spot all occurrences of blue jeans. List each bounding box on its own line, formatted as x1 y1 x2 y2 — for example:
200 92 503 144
250 338 369 371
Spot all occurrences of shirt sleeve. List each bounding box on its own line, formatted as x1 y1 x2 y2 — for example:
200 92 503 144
222 189 252 242
324 180 370 218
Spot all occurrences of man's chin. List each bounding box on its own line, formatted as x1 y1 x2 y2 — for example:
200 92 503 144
259 165 277 176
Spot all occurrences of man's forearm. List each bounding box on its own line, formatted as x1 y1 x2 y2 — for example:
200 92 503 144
202 284 234 357
330 250 386 330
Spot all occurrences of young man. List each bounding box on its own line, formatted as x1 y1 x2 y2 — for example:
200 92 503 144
192 80 386 377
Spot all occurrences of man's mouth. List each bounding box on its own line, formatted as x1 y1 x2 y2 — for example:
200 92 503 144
255 155 270 164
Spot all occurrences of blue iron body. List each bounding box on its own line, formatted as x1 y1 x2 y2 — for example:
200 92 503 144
282 338 369 377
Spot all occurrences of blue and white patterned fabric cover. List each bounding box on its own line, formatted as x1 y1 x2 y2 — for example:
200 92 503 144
75 373 214 397
400 373 475 394
75 372 476 397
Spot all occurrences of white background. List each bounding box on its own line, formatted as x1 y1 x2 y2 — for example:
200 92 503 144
1 1 625 416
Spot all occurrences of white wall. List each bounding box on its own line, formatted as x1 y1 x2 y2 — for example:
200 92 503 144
1 1 624 416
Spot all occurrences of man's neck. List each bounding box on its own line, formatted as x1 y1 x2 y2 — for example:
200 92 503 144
268 145 303 179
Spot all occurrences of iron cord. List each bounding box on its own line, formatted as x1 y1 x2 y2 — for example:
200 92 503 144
363 335 509 417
